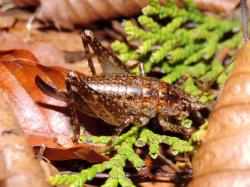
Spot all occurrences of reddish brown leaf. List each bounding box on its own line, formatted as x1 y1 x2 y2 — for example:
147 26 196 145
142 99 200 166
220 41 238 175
0 90 50 187
13 0 40 7
189 42 250 186
0 49 107 162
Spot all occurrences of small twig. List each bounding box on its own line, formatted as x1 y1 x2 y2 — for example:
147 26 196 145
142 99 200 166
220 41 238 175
104 28 124 41
240 0 249 41
158 153 182 173
60 169 178 181
95 173 110 178
111 20 125 36
36 144 46 161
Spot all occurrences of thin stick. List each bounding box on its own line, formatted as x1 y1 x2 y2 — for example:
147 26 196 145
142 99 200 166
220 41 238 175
139 62 145 77
240 0 249 42
158 153 182 173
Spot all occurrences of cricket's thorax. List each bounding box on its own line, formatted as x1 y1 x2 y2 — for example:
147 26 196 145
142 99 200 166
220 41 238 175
78 73 196 126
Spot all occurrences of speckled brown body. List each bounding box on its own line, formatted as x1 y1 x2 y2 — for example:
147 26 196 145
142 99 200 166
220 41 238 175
76 73 200 127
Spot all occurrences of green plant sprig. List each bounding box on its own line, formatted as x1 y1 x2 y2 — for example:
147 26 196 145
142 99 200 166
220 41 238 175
50 124 200 187
112 0 241 101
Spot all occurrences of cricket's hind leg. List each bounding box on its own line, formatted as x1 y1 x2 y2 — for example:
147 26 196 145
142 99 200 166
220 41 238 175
81 30 129 75
81 32 97 75
158 115 193 139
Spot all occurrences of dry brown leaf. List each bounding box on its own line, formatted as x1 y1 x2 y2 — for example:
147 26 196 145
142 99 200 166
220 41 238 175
0 90 50 187
0 14 15 29
189 42 250 186
0 49 107 162
0 32 66 66
7 18 84 52
193 0 239 14
28 30 83 52
12 0 243 29
13 0 149 29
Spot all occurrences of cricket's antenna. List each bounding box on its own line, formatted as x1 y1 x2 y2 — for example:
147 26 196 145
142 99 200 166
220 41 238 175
240 0 249 42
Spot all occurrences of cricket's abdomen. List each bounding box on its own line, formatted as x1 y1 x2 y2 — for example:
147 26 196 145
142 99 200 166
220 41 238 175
80 73 167 126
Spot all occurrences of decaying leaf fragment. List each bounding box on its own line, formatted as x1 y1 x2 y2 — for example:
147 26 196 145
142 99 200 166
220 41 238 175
0 91 50 187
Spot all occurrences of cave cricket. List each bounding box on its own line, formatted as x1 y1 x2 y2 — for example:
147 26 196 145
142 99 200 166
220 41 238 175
35 30 203 145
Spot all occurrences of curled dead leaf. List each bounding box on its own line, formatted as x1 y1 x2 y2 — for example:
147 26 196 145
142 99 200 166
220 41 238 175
189 42 250 186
